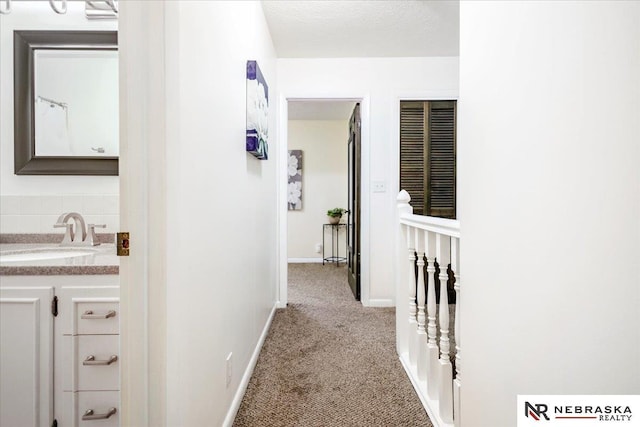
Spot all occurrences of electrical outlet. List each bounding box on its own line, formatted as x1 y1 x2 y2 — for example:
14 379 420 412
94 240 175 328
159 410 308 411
315 243 322 253
226 353 232 388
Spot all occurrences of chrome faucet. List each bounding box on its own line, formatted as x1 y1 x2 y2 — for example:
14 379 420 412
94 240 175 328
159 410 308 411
54 212 104 246
55 212 86 245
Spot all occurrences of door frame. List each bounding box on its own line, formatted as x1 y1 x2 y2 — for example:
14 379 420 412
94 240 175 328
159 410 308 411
277 95 371 307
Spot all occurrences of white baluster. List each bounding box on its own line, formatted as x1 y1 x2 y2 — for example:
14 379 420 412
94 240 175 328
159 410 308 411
452 237 462 427
425 230 440 400
407 225 418 368
437 234 453 423
396 191 413 357
415 229 427 384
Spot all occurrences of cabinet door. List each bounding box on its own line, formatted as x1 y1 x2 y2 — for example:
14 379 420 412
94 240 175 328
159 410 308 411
0 286 54 427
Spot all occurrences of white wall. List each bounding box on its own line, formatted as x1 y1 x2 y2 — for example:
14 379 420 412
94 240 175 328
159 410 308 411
119 2 279 426
166 4 278 423
287 120 348 260
0 3 118 233
0 194 119 234
459 2 640 426
279 57 459 304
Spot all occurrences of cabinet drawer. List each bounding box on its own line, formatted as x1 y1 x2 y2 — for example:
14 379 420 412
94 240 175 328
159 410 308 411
76 301 119 335
75 391 119 427
59 286 119 335
76 335 120 391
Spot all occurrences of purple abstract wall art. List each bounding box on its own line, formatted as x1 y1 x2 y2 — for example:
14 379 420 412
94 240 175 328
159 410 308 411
246 60 269 160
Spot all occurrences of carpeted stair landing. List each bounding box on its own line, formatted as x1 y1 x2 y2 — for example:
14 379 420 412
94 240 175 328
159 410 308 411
233 263 433 427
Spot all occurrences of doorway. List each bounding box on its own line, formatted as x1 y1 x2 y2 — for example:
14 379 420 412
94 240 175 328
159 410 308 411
279 98 368 307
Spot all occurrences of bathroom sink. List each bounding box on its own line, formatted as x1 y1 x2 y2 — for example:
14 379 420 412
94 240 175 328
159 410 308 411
0 247 98 263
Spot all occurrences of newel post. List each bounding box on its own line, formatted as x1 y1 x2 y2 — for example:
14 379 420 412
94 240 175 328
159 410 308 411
396 190 413 357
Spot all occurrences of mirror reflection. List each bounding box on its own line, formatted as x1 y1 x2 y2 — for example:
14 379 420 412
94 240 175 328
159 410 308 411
34 49 118 157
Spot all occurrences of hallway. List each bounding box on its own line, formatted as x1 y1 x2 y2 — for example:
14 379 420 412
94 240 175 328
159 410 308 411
234 264 432 426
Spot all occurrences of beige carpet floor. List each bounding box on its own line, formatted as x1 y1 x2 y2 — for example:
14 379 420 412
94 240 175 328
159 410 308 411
233 263 433 427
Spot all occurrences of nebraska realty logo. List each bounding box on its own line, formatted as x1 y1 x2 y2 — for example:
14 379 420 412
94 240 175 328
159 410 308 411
517 396 639 426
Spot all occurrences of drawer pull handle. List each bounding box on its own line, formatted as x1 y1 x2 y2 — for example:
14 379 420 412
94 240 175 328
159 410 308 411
81 310 116 319
83 355 118 366
82 407 117 421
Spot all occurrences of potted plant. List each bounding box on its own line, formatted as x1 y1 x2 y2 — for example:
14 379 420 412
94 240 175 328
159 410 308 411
327 208 346 225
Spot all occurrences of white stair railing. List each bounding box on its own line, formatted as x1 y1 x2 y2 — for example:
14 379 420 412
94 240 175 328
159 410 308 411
396 190 461 427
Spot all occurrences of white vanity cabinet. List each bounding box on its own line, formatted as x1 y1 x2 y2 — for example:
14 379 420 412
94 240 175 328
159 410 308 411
0 276 119 427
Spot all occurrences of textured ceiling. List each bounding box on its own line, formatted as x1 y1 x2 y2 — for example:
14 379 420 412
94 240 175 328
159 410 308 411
262 0 459 58
288 100 357 120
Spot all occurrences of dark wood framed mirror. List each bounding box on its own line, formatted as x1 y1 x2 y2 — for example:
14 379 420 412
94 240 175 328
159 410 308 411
14 30 118 175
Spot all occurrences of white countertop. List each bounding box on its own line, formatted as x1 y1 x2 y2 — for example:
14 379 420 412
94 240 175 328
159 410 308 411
0 243 119 275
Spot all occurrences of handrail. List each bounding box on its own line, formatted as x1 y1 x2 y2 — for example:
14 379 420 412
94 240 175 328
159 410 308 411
400 213 460 239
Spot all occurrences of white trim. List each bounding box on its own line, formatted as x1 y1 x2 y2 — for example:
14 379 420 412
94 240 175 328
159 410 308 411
358 97 371 306
222 303 278 427
277 94 371 308
365 299 395 308
277 94 288 310
287 258 324 263
399 353 454 427
119 3 178 425
118 3 164 426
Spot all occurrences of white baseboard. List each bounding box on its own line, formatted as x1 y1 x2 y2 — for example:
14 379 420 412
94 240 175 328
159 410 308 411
365 298 395 307
222 303 277 427
288 257 323 263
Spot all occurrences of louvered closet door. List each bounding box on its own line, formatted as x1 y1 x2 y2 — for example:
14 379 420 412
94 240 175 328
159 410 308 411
400 101 428 215
400 100 456 219
427 101 456 218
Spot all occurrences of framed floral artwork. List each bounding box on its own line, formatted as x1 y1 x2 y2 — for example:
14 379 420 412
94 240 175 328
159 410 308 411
288 150 302 210
246 60 269 160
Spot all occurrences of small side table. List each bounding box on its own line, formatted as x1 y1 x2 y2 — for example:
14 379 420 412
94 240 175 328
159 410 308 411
322 223 347 266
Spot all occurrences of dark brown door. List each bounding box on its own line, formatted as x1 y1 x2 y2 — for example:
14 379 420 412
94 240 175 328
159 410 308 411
347 104 361 300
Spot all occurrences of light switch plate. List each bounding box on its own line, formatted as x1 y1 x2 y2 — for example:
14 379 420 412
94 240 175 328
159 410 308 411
372 181 386 193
